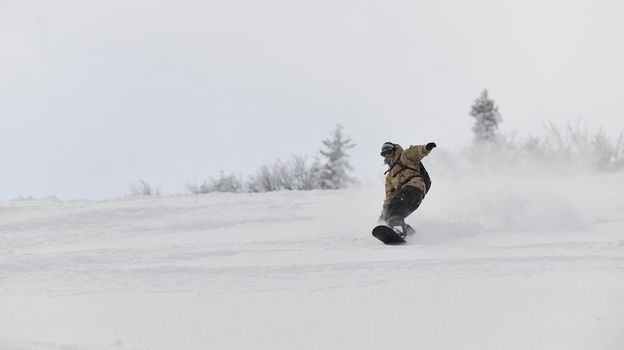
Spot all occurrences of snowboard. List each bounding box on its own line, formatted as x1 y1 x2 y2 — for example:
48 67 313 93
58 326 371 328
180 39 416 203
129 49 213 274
372 225 406 245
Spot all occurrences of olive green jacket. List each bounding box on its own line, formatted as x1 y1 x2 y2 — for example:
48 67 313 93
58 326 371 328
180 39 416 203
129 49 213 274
381 144 432 218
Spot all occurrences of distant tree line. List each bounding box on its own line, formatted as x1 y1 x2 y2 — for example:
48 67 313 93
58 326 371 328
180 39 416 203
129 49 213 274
469 89 624 171
128 93 624 197
186 124 356 194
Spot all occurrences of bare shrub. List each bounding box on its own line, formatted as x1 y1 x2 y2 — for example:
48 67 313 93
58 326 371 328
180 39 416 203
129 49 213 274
464 121 624 173
129 180 160 197
245 156 324 193
187 172 244 194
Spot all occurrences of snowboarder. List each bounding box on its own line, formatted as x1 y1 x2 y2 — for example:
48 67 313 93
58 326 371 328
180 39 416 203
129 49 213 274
378 141 436 238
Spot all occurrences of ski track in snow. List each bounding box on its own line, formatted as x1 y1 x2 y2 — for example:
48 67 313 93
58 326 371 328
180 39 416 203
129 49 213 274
1 173 624 349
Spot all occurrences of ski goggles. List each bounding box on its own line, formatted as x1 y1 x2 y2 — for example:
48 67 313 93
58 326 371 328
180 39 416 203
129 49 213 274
380 142 395 156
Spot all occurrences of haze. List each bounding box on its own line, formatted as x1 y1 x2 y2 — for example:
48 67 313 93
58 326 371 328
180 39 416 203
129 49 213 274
1 0 623 198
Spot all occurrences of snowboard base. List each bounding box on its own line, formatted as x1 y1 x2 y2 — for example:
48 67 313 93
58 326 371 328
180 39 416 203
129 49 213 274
372 225 406 245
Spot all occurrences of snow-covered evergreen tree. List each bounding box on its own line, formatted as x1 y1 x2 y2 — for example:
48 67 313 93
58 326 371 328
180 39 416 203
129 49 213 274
308 156 323 190
470 89 502 143
318 124 356 189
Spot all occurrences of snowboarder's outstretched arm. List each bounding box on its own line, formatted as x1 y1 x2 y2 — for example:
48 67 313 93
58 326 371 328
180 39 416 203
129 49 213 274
402 143 436 164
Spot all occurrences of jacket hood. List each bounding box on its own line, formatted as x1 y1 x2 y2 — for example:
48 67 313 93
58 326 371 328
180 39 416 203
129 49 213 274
390 144 404 162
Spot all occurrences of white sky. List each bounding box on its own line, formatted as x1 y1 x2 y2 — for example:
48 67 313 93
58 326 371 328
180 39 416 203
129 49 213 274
1 0 623 198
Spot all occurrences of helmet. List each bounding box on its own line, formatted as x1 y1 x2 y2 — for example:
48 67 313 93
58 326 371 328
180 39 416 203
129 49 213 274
380 142 395 156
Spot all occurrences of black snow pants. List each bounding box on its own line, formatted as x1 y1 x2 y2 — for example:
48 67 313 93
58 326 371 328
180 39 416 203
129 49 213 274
386 185 424 231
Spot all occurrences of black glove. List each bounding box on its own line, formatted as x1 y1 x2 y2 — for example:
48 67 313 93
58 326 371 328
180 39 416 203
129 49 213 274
426 142 437 151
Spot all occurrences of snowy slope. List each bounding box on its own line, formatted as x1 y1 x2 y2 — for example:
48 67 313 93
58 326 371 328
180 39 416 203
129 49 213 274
1 172 624 350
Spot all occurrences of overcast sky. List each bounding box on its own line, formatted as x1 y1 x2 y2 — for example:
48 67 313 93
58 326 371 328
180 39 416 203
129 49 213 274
1 0 623 198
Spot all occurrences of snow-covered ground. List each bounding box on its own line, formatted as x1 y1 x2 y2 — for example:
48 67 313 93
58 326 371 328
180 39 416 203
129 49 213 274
2 172 624 349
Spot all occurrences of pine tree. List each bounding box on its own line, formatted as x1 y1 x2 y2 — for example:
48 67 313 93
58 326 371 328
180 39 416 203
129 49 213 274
470 89 502 143
318 124 356 189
